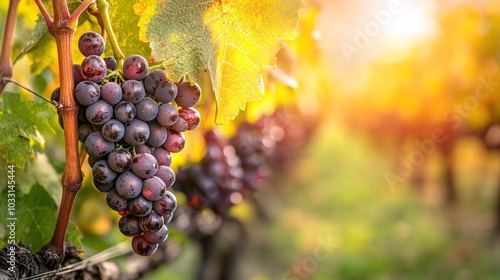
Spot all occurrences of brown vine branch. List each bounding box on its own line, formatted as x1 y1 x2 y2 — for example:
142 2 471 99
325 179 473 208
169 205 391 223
0 0 20 95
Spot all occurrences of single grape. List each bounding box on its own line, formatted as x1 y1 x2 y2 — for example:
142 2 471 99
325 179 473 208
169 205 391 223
128 195 153 217
162 212 173 224
178 107 200 131
162 129 185 153
143 224 168 244
93 178 115 192
170 117 188 132
122 80 145 104
104 56 117 71
131 235 158 256
92 160 117 184
88 155 106 168
106 188 129 212
135 144 152 154
86 100 113 125
75 81 100 106
107 148 132 173
115 171 143 199
114 101 136 123
81 55 107 83
155 165 176 188
123 55 149 80
124 119 150 146
152 148 172 167
153 81 177 103
78 31 105 56
135 97 159 121
102 119 125 142
85 131 114 158
175 82 201 108
131 153 158 179
139 212 164 232
156 104 178 127
146 120 168 147
50 87 60 102
119 214 142 237
73 65 86 85
78 123 94 143
143 69 166 93
141 176 166 201
101 82 123 105
153 191 177 216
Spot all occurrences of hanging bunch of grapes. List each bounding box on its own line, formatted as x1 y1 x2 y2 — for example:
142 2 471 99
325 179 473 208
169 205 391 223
53 31 202 256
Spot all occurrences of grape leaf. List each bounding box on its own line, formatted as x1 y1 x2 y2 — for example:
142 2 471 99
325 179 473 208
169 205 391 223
0 92 54 168
105 0 151 59
137 0 301 124
0 184 82 252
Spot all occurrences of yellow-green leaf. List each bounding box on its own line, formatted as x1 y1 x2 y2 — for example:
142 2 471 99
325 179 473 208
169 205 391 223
137 0 301 124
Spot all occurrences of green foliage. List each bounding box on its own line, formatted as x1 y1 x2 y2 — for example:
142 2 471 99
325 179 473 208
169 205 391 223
0 92 54 168
137 0 301 124
0 184 82 252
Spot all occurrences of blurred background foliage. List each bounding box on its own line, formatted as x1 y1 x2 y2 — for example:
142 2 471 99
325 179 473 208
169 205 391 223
2 0 500 279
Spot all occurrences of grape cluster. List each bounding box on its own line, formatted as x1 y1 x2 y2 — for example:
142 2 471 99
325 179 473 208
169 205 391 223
56 31 201 256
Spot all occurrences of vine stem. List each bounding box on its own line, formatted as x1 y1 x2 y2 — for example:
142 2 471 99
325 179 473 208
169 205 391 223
0 0 20 95
37 0 92 260
95 0 124 68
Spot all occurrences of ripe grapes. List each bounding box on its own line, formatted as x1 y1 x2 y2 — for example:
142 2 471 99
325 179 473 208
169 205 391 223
71 31 203 256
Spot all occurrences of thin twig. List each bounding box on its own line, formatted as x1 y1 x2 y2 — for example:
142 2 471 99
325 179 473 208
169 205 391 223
2 78 55 106
33 0 54 27
79 144 87 168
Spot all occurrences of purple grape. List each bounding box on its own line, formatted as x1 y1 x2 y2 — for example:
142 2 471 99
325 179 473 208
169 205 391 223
128 195 153 217
73 65 85 85
155 165 175 188
178 107 200 131
102 119 125 142
162 213 173 224
156 103 178 127
153 191 177 215
143 69 166 93
86 100 113 125
123 54 149 80
124 119 150 146
93 178 115 192
78 123 94 143
135 144 153 154
162 129 185 153
152 148 172 167
88 155 106 168
135 97 159 121
122 80 145 104
115 171 143 199
139 212 164 233
75 81 100 106
131 235 158 256
85 131 114 158
106 188 129 212
78 31 105 56
175 82 201 108
171 117 188 132
131 153 158 179
114 101 136 123
141 176 166 201
50 87 60 102
107 148 132 173
119 214 142 237
104 56 117 70
92 160 117 184
146 120 167 147
101 82 122 105
153 81 177 103
143 224 168 244
81 55 107 83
